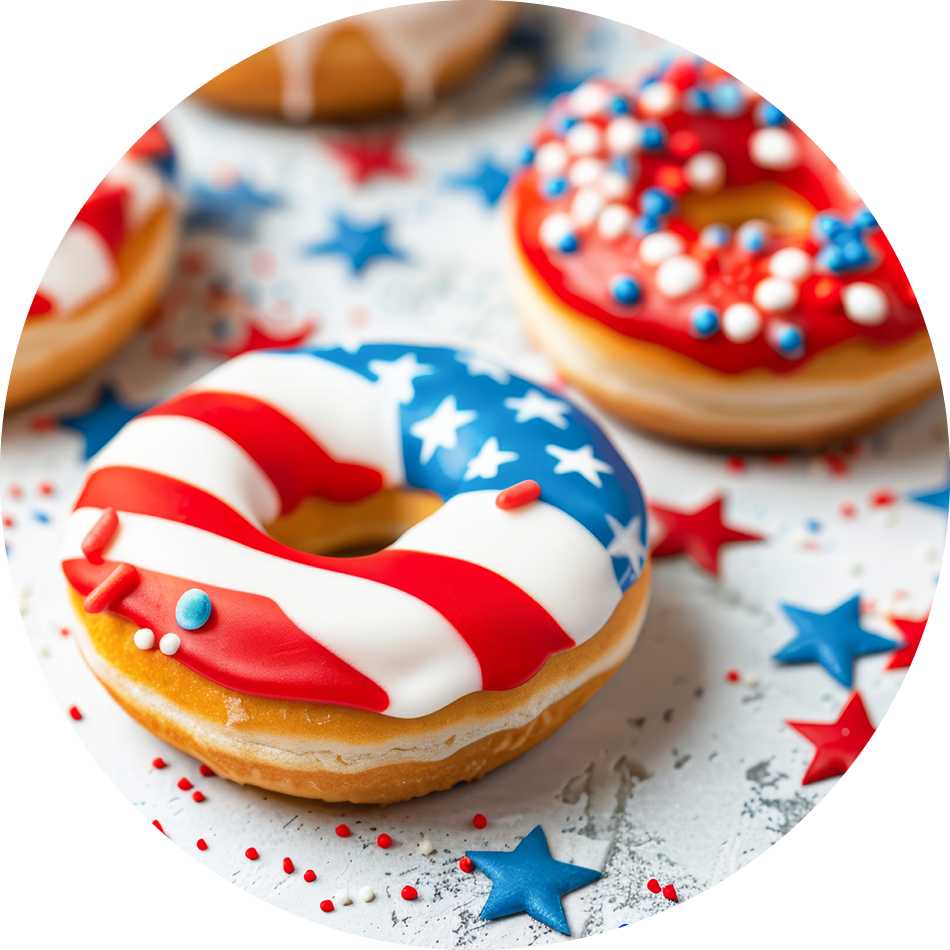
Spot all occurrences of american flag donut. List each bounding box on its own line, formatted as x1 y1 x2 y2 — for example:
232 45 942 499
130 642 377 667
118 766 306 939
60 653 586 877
9 125 177 409
508 59 938 450
62 344 651 803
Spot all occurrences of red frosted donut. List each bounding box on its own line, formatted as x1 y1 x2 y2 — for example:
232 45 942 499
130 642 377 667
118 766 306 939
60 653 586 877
508 58 939 450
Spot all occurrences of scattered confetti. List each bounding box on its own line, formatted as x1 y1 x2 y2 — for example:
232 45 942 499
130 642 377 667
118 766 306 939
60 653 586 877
335 824 351 838
333 889 352 906
786 692 875 784
68 706 82 720
199 764 216 777
320 900 334 913
152 757 167 770
177 777 193 791
401 885 418 901
417 839 435 856
359 887 375 902
725 669 740 683
197 839 208 851
245 848 259 861
646 878 661 894
192 791 205 803
283 857 294 874
459 857 475 873
662 884 678 902
377 834 392 849
472 813 488 829
885 614 928 669
304 870 316 883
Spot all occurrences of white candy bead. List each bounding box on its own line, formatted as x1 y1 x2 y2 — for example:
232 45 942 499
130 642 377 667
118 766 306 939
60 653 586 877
570 188 605 228
639 230 685 265
769 247 813 281
565 122 602 156
598 169 632 200
842 282 890 325
417 839 435 855
639 81 679 117
655 255 705 298
333 889 352 906
748 128 800 170
606 116 642 154
597 204 633 240
535 141 568 176
358 887 375 903
539 213 574 249
159 633 181 656
568 158 605 187
133 628 155 650
753 276 799 312
722 303 763 342
568 82 611 117
684 151 726 193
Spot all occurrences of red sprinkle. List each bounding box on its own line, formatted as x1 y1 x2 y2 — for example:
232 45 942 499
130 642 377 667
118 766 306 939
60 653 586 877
177 777 193 791
192 791 205 803
283 857 294 874
668 129 702 158
199 764 216 777
646 878 661 894
60 627 69 637
9 484 21 498
152 757 167 769
495 480 541 510
2 516 12 528
196 839 208 851
725 669 741 683
304 869 316 883
664 60 698 91
726 456 746 473
335 824 351 838
870 489 897 507
459 857 475 873
68 706 82 720
38 481 54 496
83 563 139 613
80 506 118 565
812 276 841 307
472 814 488 830
821 452 849 477
662 884 678 902
767 454 788 466
152 820 166 836
401 886 418 901
655 164 689 194
840 502 857 518
31 416 57 434
320 900 334 913
245 847 259 861
377 834 392 849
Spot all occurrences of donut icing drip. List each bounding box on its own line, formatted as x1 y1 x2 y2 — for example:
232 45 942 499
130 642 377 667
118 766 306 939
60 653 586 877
62 345 648 719
512 60 924 374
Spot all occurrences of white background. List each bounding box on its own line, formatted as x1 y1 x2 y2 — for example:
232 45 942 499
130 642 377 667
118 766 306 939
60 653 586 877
1 1 947 947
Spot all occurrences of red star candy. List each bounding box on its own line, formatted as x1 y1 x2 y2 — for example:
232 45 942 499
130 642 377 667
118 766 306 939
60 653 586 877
786 692 876 785
322 132 412 184
885 613 928 670
649 495 764 576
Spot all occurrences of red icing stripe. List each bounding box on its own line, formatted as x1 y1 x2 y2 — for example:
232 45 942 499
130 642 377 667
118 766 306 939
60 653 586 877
74 467 574 694
75 183 128 252
143 391 383 512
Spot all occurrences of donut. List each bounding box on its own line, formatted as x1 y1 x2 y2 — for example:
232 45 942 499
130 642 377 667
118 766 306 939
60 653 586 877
507 59 939 450
193 0 521 123
61 344 651 804
10 125 178 410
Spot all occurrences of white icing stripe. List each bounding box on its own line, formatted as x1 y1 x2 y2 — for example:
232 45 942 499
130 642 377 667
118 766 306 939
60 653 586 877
39 221 116 315
185 352 405 484
103 157 166 231
64 507 482 719
88 415 281 527
390 491 622 643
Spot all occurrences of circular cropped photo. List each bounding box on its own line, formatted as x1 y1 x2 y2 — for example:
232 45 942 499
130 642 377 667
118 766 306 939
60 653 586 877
5 4 945 945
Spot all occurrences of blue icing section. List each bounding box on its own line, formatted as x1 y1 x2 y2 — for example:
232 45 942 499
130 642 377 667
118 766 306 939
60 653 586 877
275 345 647 590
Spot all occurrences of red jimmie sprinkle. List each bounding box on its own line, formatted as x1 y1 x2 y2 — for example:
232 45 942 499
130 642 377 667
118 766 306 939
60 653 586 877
83 562 139 613
192 791 205 803
646 878 661 894
870 489 897 507
335 824 351 838
320 900 334 913
80 506 118 565
68 706 82 720
304 870 316 883
662 884 678 902
377 834 392 849
495 480 541 510
245 848 259 861
401 886 418 901
152 757 167 769
726 669 741 683
199 764 216 777
472 814 488 829
196 839 208 851
152 820 166 836
177 777 193 791
283 857 294 874
459 857 475 873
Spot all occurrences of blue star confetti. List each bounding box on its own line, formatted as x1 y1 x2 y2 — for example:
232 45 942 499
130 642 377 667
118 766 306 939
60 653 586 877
466 825 601 934
59 385 153 459
445 157 511 206
909 472 950 511
185 180 280 237
773 595 897 687
303 214 406 274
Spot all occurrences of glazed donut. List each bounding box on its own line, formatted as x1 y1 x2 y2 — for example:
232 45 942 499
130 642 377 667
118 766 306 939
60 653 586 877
62 344 651 804
193 0 521 123
10 126 178 410
508 59 939 450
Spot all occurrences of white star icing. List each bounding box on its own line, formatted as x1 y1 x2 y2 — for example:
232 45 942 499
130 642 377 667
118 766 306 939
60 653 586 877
463 437 519 481
368 353 435 405
606 513 647 574
410 396 478 464
504 389 571 429
455 353 510 385
545 444 614 488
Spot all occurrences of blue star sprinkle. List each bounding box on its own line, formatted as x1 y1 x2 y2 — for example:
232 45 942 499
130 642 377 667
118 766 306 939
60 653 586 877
185 180 280 237
773 595 897 687
59 385 152 459
466 825 601 934
445 157 511 206
304 214 406 274
909 472 950 511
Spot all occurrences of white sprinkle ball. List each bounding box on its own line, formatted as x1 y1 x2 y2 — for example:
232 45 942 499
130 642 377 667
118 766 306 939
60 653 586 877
639 230 685 265
334 889 352 906
535 141 568 176
655 255 705 298
159 633 181 656
753 276 799 312
568 82 611 117
417 839 435 856
598 169 632 200
684 151 726 193
639 81 679 117
539 213 574 249
769 247 813 281
722 303 763 342
570 187 606 228
598 204 633 240
565 121 603 156
605 117 642 154
568 157 605 187
842 282 889 325
359 887 375 903
748 128 800 170
133 628 156 650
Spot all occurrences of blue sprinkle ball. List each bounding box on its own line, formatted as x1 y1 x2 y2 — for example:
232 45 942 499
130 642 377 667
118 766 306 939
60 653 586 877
176 588 212 630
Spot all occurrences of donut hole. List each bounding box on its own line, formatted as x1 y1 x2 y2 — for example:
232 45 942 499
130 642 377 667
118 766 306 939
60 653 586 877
680 181 816 236
265 487 443 558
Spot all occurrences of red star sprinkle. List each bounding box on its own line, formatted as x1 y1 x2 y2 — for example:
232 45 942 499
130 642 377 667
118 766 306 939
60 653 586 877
646 878 661 894
786 692 876 785
199 764 216 777
885 614 928 670
322 131 412 184
472 813 488 829
649 496 764 576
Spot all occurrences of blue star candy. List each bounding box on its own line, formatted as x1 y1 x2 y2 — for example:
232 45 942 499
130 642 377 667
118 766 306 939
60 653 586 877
186 180 280 237
466 825 601 935
909 472 950 511
304 214 406 274
59 385 152 459
773 595 897 687
445 157 511 207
